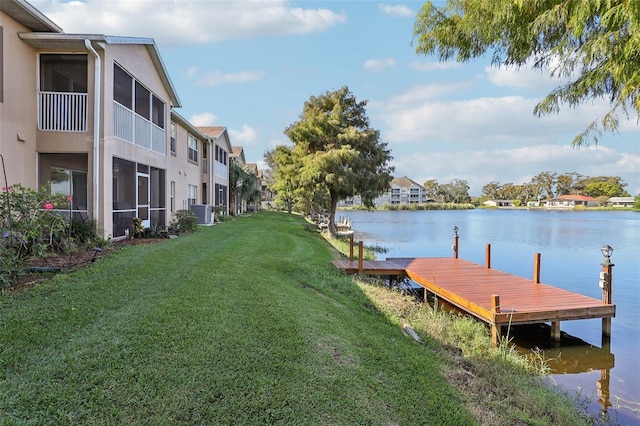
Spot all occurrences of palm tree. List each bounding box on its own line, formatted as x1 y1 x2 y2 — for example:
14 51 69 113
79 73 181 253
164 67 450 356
230 162 261 215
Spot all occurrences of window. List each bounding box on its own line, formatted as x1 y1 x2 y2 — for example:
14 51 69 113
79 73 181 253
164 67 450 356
188 185 197 206
188 134 198 163
202 143 208 174
40 54 88 93
50 167 88 217
152 95 164 128
135 81 150 119
215 145 228 165
170 122 177 155
170 181 175 212
113 64 132 108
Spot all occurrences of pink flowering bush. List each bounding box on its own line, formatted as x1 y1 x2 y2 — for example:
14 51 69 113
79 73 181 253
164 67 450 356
1 184 73 288
1 184 69 257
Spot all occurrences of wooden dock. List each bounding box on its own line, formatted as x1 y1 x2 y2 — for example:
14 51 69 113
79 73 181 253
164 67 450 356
332 246 616 345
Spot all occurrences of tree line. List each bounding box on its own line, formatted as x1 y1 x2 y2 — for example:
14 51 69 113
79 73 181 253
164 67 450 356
424 172 631 205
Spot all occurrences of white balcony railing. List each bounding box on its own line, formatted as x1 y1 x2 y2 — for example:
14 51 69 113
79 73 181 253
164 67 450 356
215 162 228 179
38 92 88 132
114 101 165 155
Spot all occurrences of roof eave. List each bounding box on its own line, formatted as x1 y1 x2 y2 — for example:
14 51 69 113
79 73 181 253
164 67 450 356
1 0 62 32
18 33 181 108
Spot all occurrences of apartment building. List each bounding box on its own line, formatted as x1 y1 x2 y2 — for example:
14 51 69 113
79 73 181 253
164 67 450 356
339 176 432 207
1 0 229 238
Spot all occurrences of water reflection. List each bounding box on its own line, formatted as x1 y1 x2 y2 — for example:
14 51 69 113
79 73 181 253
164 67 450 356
512 326 615 416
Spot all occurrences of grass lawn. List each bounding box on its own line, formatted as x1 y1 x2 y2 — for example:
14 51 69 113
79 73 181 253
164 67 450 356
1 212 474 425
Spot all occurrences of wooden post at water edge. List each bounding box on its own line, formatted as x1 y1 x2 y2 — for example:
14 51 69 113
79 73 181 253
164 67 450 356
485 244 491 269
453 226 459 259
601 260 614 337
491 295 501 346
533 253 541 284
358 240 363 274
532 253 561 340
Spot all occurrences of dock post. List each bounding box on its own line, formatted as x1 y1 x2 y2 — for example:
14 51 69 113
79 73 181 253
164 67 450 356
551 322 561 341
349 234 354 262
453 226 459 259
358 240 363 274
600 245 614 337
533 253 541 283
491 294 501 346
485 244 491 269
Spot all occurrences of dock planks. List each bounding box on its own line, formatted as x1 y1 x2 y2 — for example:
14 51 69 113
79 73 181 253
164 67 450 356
332 256 616 341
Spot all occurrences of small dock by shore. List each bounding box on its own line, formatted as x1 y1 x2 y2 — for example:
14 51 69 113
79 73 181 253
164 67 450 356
332 236 616 345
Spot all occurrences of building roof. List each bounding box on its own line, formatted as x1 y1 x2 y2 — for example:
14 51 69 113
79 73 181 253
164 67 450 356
18 33 181 107
608 197 634 202
1 0 62 32
390 176 424 189
198 126 232 152
170 111 208 140
230 146 245 163
197 126 227 139
246 163 258 174
551 194 597 202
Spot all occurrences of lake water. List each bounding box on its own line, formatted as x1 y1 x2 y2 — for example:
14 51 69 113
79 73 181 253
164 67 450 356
339 209 639 424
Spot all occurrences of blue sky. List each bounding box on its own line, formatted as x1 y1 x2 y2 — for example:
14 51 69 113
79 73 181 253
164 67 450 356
34 0 639 196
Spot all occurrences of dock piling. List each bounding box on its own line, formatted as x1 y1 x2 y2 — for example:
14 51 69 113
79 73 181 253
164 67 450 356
453 226 459 259
533 253 541 284
491 294 501 346
485 244 491 269
600 246 614 337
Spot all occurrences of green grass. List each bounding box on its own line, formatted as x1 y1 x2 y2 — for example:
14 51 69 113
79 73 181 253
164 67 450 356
0 212 591 425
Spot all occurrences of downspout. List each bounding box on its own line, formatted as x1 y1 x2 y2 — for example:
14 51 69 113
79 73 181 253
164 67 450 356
85 39 101 228
209 138 214 210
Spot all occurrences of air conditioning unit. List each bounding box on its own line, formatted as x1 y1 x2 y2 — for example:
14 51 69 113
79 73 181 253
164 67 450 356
190 204 212 224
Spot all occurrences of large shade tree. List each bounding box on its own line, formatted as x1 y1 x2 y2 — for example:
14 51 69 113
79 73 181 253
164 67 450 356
413 0 640 145
283 86 394 234
264 146 301 214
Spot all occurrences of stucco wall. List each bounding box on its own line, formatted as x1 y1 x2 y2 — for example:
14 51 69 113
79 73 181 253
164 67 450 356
0 11 38 188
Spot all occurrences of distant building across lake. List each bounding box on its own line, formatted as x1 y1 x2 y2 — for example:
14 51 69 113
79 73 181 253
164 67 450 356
339 176 438 207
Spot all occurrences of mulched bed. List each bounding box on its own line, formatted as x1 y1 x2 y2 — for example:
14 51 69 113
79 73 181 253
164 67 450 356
6 238 167 292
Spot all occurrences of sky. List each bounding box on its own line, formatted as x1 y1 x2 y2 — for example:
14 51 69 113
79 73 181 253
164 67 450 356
32 0 639 196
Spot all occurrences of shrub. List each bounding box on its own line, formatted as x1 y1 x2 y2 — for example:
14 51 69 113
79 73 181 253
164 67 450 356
0 245 27 290
173 209 198 233
70 218 106 247
0 184 69 257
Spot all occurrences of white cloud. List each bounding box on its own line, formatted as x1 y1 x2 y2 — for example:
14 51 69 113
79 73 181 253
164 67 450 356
186 66 198 78
229 125 260 146
378 4 415 17
364 58 396 73
32 0 347 46
196 71 264 87
485 63 566 92
189 112 218 126
410 61 462 72
377 82 633 147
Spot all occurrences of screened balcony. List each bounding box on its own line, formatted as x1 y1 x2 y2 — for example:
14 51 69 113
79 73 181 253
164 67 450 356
113 64 166 155
38 54 88 132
